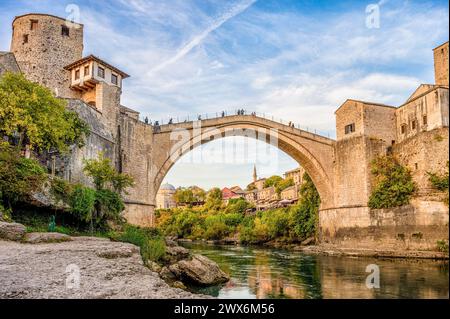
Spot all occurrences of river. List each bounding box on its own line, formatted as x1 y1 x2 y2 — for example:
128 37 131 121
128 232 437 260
181 242 449 299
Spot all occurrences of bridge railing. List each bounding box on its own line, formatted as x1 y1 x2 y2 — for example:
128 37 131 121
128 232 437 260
140 109 333 138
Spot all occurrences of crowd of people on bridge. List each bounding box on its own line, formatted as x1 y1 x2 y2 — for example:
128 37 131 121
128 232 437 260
142 109 300 129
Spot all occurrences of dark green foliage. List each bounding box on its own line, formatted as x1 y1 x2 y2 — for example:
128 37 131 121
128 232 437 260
289 173 320 240
49 177 73 204
368 156 416 209
49 153 135 230
436 240 449 253
0 144 47 208
427 162 449 191
95 189 125 222
67 184 96 222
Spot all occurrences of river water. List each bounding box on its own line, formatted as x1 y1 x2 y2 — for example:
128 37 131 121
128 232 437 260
181 242 449 299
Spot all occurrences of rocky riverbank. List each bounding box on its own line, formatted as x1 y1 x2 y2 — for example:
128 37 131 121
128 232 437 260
0 235 209 299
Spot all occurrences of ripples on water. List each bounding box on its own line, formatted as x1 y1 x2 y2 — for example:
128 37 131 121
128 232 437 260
181 242 449 299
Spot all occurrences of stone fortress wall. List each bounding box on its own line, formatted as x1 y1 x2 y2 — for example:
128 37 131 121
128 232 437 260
10 14 84 99
0 13 448 249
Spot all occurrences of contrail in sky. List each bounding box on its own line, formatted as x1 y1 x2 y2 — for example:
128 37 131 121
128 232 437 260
148 0 257 75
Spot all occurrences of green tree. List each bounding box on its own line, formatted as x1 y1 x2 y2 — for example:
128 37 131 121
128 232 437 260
205 187 223 210
275 178 294 194
67 153 135 230
190 186 206 202
0 72 89 153
174 188 195 206
264 175 283 188
289 173 320 240
368 155 416 209
83 153 116 190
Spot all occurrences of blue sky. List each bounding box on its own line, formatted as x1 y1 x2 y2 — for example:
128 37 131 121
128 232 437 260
0 0 448 190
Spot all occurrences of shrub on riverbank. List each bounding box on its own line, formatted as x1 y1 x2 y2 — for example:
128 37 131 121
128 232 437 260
110 225 166 263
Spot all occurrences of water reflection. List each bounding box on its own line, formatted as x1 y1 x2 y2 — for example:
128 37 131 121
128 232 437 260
182 243 449 299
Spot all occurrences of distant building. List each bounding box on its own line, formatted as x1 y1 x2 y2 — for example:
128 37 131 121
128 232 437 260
257 186 277 203
156 183 176 209
221 187 244 204
284 167 305 186
254 178 266 191
245 189 258 204
280 185 298 202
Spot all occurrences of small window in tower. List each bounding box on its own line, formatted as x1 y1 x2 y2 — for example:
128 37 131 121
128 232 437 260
23 34 29 44
401 124 407 134
84 66 90 76
344 123 355 135
411 120 417 130
75 69 80 80
423 115 427 125
98 67 105 78
30 20 38 31
61 25 70 37
111 74 118 85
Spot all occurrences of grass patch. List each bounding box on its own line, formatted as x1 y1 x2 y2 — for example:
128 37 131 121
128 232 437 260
110 225 166 263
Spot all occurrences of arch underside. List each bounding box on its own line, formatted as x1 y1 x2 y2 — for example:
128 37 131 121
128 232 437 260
154 121 335 209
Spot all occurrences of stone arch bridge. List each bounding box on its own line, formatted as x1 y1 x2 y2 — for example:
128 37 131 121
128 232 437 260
119 114 338 227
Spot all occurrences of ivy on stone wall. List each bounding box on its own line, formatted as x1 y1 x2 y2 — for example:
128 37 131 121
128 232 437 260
368 155 416 209
427 161 449 205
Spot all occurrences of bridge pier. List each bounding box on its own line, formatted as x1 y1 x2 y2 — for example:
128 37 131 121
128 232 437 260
123 202 155 227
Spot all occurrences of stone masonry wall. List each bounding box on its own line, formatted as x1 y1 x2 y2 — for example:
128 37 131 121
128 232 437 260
119 115 154 226
0 52 20 76
434 42 449 86
393 127 449 192
10 14 83 98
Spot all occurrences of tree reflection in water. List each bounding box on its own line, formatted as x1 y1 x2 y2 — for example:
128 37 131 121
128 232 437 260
182 243 449 299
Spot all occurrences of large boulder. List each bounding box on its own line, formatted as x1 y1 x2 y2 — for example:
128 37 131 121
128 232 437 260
169 254 230 286
0 222 26 241
164 245 190 263
24 232 72 244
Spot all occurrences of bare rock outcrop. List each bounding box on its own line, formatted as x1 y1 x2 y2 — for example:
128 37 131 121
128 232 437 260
24 232 72 244
0 222 26 241
0 237 209 299
168 254 230 286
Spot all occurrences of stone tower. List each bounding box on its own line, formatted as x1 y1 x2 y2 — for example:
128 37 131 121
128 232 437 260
10 14 84 98
434 41 449 86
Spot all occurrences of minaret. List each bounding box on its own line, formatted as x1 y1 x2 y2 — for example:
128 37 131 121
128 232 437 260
253 165 257 183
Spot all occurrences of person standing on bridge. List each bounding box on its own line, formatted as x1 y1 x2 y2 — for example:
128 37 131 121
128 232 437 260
198 115 202 120
222 111 225 117
168 118 173 124
144 116 149 124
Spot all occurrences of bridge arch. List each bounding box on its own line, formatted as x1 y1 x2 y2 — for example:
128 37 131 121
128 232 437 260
151 115 336 210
